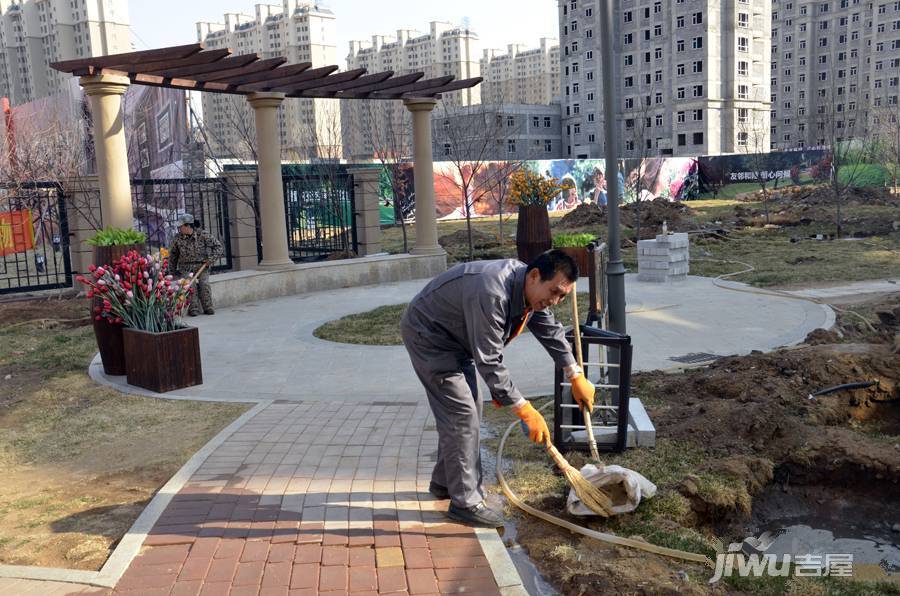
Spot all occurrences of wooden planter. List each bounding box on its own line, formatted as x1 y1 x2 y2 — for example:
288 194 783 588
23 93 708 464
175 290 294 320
516 205 552 264
122 326 203 393
558 246 591 276
91 244 141 376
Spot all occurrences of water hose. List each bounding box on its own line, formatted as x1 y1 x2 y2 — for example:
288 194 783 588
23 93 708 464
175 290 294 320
496 399 715 569
809 380 879 398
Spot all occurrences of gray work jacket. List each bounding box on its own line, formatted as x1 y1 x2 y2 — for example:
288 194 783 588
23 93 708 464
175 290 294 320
401 259 575 406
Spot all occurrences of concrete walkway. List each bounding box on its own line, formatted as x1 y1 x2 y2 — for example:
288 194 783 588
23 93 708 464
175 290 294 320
90 274 834 402
8 273 866 595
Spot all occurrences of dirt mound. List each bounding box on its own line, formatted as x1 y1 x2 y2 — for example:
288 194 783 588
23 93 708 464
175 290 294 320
557 199 695 240
621 198 695 238
805 293 900 347
438 228 500 251
557 202 606 229
643 342 900 521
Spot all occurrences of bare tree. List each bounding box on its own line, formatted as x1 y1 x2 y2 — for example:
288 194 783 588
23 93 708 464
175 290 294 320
623 96 665 241
810 80 876 238
873 99 900 193
736 103 776 225
349 100 414 252
435 103 517 261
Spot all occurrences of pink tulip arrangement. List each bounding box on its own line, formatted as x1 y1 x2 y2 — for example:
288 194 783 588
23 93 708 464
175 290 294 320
76 250 195 333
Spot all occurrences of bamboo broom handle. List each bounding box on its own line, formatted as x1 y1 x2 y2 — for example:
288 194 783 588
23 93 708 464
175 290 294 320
571 283 601 462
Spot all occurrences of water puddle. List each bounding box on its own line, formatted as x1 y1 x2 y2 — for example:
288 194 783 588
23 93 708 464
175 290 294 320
748 485 900 575
481 422 558 595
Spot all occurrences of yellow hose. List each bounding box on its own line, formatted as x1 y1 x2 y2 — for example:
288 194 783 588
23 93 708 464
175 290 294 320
495 399 715 569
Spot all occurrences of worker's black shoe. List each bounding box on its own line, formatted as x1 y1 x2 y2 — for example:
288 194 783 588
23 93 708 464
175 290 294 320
428 481 450 500
447 501 504 528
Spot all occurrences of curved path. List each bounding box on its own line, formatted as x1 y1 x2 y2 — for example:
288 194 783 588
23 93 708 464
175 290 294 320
92 274 833 402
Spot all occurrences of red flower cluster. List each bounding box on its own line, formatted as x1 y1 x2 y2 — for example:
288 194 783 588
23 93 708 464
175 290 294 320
76 250 196 333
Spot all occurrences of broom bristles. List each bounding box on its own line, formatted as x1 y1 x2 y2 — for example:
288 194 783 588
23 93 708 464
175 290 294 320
548 444 614 516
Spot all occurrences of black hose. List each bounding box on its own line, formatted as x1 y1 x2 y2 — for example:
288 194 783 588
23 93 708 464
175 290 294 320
809 380 879 398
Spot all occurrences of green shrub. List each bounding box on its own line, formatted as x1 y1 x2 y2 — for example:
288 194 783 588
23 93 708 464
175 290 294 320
85 227 147 247
552 233 597 248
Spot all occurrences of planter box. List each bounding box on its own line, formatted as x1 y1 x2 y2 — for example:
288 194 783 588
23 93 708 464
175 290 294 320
122 326 202 393
93 318 126 375
91 244 142 375
557 246 591 276
516 205 552 264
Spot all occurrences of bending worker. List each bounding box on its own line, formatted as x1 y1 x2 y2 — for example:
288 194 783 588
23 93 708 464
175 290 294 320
168 213 223 316
400 250 595 527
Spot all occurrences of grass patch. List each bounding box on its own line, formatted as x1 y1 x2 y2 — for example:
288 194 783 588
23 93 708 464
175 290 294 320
0 298 250 569
313 303 408 345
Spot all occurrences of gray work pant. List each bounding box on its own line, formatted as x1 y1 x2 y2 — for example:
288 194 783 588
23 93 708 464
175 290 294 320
401 322 484 509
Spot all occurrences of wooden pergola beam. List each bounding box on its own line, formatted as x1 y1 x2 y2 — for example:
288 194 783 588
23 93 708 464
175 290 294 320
276 68 365 94
220 62 310 86
50 42 204 72
235 65 341 93
151 53 259 79
135 49 233 74
192 57 287 82
302 72 425 98
290 70 393 96
400 77 484 99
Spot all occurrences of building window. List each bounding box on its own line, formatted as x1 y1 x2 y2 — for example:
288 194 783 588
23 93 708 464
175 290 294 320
693 36 703 49
692 109 703 121
443 143 452 156
677 87 685 99
738 37 749 52
692 61 703 73
738 61 749 76
693 132 704 145
507 116 515 127
507 140 516 154
544 140 553 152
544 117 552 127
692 12 703 24
693 85 704 97
677 111 686 123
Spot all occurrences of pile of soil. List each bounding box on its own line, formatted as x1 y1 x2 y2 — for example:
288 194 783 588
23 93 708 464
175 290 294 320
732 185 900 235
557 202 606 229
557 199 695 240
438 228 501 251
640 293 900 527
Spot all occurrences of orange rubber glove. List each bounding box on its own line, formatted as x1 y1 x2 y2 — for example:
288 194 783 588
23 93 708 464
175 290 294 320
570 373 595 412
514 401 551 446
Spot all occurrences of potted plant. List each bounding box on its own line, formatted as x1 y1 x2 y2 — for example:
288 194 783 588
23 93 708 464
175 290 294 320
552 233 597 274
509 169 572 263
77 250 202 393
85 228 148 376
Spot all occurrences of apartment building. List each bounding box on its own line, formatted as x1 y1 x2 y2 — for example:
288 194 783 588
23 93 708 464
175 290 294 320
196 1 341 160
342 21 481 161
432 103 563 160
480 38 561 105
559 0 771 158
771 0 900 150
0 0 131 106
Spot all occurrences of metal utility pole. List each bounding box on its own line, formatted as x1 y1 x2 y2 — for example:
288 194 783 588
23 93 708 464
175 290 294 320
600 0 626 337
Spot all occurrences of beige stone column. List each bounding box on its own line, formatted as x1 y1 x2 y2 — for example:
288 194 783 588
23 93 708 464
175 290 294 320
221 170 260 270
247 92 293 269
79 74 133 230
346 167 383 256
403 97 444 256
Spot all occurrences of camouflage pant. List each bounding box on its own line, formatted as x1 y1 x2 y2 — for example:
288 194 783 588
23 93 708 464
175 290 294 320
180 267 213 314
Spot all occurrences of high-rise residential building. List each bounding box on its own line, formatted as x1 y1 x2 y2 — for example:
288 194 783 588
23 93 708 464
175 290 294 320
342 21 480 161
770 0 900 151
0 0 131 106
480 38 561 105
559 0 771 158
196 1 341 160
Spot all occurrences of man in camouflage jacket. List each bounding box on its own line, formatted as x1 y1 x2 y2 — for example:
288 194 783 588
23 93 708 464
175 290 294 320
168 214 224 316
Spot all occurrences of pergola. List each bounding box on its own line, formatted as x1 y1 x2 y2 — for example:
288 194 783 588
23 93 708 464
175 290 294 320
51 42 482 266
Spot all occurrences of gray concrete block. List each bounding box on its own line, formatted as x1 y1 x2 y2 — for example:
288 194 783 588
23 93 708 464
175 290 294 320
628 398 656 447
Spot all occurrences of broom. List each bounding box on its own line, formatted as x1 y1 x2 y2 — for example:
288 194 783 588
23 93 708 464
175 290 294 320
545 441 613 517
570 282 602 463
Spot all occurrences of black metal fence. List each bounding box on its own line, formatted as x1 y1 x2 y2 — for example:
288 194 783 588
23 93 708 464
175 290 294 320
130 178 232 271
0 182 72 295
282 172 357 262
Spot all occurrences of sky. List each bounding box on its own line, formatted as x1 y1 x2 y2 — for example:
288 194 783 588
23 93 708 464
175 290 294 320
128 0 560 68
